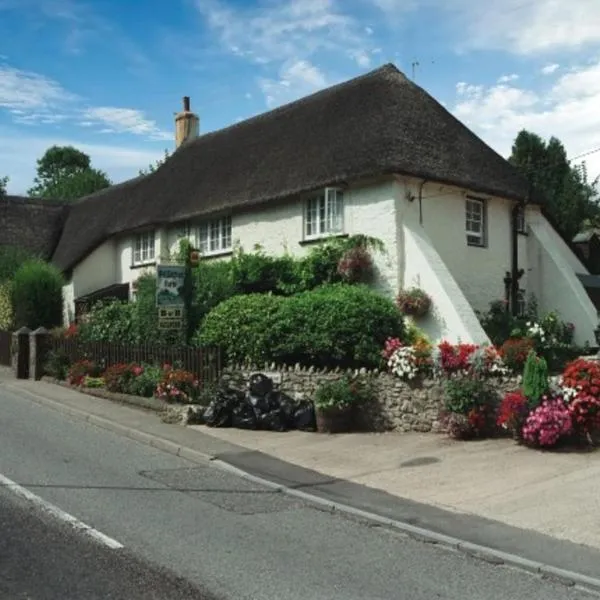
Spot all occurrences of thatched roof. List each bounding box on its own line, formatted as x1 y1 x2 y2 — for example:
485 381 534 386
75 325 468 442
1 195 69 259
52 63 530 272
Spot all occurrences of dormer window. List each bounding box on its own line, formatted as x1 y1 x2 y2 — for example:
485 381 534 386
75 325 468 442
304 187 344 239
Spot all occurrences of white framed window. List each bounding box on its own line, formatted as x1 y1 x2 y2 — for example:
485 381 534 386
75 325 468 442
305 187 344 239
466 197 486 247
133 230 156 265
198 216 232 255
516 207 526 234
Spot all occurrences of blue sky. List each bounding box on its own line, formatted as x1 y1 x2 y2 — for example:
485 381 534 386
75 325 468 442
1 0 599 195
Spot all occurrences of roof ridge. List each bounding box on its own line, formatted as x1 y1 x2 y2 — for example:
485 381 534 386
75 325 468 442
175 62 407 153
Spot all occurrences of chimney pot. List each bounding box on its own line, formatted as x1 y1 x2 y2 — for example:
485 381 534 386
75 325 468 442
183 96 190 112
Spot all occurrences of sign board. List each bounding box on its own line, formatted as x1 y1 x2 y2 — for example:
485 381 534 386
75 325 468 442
156 264 185 307
158 306 184 330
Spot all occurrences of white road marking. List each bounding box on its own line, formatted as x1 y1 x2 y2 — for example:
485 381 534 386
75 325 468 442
0 472 123 550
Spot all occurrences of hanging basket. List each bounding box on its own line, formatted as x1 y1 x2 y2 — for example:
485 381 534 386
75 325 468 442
396 288 432 317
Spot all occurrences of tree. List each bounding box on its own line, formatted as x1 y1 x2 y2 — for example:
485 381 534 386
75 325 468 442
27 145 111 201
0 175 7 198
509 130 599 241
139 149 171 176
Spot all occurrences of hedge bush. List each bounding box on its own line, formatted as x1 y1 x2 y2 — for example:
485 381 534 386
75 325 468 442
270 284 404 368
195 293 284 365
78 274 183 344
11 260 63 329
196 284 404 369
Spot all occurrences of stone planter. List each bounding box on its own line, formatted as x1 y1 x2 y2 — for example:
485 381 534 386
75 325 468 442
315 406 354 433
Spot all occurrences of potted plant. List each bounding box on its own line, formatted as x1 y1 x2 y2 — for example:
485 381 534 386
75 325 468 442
396 287 432 317
313 376 371 433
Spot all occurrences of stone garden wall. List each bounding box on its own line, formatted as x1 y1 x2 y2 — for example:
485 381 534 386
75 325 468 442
222 365 522 433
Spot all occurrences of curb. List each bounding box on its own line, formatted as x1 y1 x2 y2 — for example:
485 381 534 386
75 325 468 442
6 382 600 595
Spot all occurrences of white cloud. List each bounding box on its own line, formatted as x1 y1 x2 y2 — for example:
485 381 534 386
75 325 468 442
196 0 378 107
259 59 330 108
497 73 519 84
0 62 169 141
542 63 560 75
0 127 167 194
197 0 371 64
450 59 600 181
80 107 171 140
446 0 600 55
371 0 600 55
0 65 77 111
350 49 371 68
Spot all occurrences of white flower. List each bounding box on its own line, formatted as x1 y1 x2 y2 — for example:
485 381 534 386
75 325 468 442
388 347 419 380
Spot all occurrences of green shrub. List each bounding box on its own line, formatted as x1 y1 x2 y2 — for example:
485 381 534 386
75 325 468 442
313 375 374 411
193 260 237 323
78 301 138 343
79 275 183 345
197 284 404 369
11 259 63 329
128 364 163 397
0 280 13 330
44 349 70 380
444 376 497 415
196 293 284 365
270 284 403 369
522 350 549 407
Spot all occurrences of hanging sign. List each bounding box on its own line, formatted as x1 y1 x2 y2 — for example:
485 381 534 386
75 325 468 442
156 264 185 308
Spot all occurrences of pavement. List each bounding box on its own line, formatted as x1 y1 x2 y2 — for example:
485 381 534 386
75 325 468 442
197 423 600 549
3 373 600 597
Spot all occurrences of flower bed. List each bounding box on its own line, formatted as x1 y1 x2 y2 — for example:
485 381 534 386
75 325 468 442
49 353 203 405
382 334 597 448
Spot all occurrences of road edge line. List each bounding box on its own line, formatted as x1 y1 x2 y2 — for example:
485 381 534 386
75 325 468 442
0 472 123 550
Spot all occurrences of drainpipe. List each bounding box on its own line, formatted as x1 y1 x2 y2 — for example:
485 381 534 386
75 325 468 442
417 179 428 225
510 202 520 317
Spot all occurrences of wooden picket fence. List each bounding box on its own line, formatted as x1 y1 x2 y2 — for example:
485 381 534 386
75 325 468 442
49 337 222 386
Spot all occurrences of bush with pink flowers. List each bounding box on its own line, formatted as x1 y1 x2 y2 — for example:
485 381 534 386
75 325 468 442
521 395 573 448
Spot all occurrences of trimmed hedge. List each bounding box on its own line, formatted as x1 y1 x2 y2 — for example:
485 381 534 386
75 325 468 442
196 284 404 369
12 259 63 330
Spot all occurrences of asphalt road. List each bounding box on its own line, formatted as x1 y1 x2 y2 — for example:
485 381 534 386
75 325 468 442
0 384 597 600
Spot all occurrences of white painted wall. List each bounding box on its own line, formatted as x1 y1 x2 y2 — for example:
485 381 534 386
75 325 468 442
62 239 117 324
527 209 596 346
394 179 490 344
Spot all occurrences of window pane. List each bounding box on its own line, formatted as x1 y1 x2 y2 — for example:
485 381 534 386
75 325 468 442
306 198 318 237
222 217 232 249
326 189 343 233
198 224 208 253
209 221 220 251
318 195 326 234
148 232 155 259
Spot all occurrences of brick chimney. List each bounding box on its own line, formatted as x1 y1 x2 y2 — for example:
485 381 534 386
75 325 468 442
175 96 200 149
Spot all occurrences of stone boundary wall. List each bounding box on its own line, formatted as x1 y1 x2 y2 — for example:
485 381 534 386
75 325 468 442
223 364 523 433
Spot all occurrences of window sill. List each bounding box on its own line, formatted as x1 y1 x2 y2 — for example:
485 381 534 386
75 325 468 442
131 261 157 270
517 230 528 236
466 241 487 249
200 249 233 260
299 233 349 247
